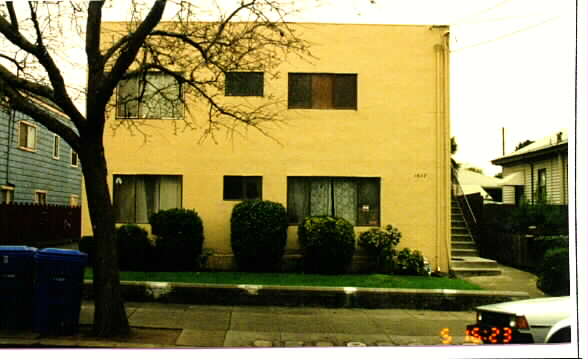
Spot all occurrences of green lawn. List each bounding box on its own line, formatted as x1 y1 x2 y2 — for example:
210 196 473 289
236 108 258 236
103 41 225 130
84 269 482 290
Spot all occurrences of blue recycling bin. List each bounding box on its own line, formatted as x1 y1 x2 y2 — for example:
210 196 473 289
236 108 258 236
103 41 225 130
0 246 37 329
33 248 87 335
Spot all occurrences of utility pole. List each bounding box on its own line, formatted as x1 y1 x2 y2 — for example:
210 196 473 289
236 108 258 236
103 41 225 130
502 127 505 155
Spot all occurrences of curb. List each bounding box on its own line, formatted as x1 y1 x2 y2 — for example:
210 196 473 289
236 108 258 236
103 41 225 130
83 280 529 311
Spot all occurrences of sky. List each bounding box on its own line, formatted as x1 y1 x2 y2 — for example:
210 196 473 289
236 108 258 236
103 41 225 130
1 0 581 175
98 0 579 176
280 0 578 176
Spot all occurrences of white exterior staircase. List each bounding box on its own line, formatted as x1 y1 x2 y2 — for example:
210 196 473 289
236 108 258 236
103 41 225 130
450 198 501 276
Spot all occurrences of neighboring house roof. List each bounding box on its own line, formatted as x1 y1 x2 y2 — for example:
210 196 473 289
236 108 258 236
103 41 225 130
492 129 568 166
457 169 501 189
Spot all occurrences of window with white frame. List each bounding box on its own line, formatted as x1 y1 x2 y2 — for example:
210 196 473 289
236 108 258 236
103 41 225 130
71 151 78 167
18 121 37 150
287 177 380 226
53 135 60 159
113 175 182 223
116 72 183 119
35 191 47 205
1 186 14 204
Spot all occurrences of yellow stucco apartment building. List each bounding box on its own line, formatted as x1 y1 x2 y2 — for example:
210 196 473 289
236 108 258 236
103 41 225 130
83 23 451 272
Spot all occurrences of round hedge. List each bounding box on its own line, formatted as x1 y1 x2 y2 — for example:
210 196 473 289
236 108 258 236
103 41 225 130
149 208 204 271
297 215 356 274
230 200 288 272
115 224 151 271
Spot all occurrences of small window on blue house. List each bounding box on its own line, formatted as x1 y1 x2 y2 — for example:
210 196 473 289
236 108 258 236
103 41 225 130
18 121 36 151
53 135 60 159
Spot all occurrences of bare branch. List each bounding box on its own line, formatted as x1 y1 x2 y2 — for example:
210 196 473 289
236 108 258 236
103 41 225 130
101 0 167 104
0 62 56 101
0 77 80 152
86 1 104 63
0 8 85 127
6 1 18 30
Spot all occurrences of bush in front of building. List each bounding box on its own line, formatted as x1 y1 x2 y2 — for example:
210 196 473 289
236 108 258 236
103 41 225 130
149 208 204 271
230 200 289 272
536 247 569 296
298 215 356 274
393 248 429 275
115 224 151 271
358 224 402 274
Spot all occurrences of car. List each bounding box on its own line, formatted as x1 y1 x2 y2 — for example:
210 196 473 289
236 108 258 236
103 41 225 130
544 317 571 343
466 296 571 344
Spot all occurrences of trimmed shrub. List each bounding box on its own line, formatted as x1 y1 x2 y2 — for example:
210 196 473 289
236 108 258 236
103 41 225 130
78 235 95 266
149 208 204 271
115 224 151 271
358 224 401 273
298 215 356 274
230 200 288 272
393 248 428 275
537 247 569 296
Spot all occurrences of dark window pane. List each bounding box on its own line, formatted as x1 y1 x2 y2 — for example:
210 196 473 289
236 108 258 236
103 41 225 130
357 178 380 226
225 72 264 96
287 177 309 223
288 74 312 108
113 175 136 223
224 176 243 200
333 74 357 109
244 177 262 199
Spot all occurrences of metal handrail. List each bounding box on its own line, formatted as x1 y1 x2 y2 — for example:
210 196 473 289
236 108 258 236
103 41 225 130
452 176 477 225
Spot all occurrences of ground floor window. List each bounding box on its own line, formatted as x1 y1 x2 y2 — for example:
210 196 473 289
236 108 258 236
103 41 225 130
223 176 262 201
1 186 14 204
287 177 380 226
113 175 182 223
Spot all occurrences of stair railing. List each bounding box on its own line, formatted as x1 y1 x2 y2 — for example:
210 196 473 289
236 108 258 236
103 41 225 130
452 169 477 229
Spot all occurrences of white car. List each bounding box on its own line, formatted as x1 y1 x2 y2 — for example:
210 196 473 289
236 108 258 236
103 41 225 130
466 296 571 344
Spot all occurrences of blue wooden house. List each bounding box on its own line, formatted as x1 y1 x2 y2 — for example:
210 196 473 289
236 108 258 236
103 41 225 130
0 98 82 206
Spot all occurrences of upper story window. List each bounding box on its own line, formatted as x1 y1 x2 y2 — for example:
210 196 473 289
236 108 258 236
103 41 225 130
225 72 264 97
53 135 60 159
71 151 79 167
288 73 357 110
18 121 37 151
116 72 183 119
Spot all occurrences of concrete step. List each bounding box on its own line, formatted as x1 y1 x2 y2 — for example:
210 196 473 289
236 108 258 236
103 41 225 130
451 234 474 242
452 249 479 257
450 256 499 269
451 241 477 250
451 267 502 277
452 227 469 235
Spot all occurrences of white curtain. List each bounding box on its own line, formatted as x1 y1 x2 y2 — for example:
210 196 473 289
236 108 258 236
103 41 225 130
310 179 332 216
159 176 181 210
334 180 357 225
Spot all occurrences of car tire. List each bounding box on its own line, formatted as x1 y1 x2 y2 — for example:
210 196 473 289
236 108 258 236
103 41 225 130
546 326 571 343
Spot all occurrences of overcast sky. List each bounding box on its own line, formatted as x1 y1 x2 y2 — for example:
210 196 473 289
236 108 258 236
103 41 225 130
100 0 579 175
2 1 579 175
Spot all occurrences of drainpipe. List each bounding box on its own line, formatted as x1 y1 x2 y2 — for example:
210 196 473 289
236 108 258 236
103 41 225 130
530 163 534 204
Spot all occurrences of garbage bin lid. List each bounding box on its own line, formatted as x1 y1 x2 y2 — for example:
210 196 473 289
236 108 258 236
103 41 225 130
34 248 88 264
0 245 37 254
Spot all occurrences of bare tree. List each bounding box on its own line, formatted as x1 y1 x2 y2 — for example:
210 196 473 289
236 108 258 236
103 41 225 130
0 0 308 337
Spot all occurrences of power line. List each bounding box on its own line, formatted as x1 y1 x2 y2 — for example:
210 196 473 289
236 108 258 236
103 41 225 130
450 16 559 52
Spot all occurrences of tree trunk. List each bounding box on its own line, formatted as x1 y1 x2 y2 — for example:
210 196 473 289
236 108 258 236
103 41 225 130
80 135 130 337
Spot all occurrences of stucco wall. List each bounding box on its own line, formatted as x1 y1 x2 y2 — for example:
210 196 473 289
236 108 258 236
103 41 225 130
85 23 451 272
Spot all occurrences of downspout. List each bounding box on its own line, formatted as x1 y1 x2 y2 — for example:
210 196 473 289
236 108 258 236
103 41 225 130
434 28 450 273
530 163 534 204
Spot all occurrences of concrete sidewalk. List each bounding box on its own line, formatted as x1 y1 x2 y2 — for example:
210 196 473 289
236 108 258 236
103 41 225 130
1 302 477 348
0 263 545 348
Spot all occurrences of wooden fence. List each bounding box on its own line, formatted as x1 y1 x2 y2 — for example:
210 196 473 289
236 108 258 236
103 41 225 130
0 203 81 247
